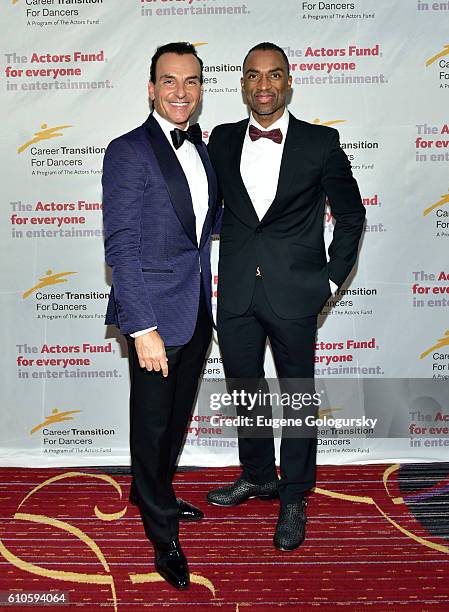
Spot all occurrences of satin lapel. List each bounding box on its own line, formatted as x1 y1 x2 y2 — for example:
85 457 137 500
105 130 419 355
196 142 218 248
144 114 197 246
261 114 304 224
228 120 260 227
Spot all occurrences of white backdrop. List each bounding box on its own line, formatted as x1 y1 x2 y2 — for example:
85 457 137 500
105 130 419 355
1 0 448 467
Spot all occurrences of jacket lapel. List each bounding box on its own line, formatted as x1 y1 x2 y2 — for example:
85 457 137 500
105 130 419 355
144 114 197 246
227 120 260 227
196 142 218 248
261 113 304 224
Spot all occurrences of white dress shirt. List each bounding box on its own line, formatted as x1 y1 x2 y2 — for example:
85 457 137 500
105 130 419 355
241 109 289 221
240 108 337 295
131 111 209 337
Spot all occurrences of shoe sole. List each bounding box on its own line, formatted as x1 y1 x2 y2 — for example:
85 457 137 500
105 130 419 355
207 492 278 507
273 534 305 551
273 543 300 552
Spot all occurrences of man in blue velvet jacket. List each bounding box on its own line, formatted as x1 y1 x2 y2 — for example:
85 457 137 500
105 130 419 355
102 42 218 591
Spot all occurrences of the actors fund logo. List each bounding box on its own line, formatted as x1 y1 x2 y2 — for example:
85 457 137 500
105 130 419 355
22 269 77 299
30 408 82 435
17 123 72 154
423 190 449 216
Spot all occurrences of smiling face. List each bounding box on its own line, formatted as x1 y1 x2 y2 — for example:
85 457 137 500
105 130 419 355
241 49 292 128
148 52 203 129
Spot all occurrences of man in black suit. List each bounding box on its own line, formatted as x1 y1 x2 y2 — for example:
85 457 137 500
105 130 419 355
207 42 365 550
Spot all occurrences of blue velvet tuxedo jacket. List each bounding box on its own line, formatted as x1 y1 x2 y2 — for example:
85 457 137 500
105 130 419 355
102 114 218 345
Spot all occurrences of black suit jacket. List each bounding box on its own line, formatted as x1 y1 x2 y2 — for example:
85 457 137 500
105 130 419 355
208 113 365 318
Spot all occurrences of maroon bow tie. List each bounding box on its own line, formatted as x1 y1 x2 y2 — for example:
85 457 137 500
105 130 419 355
249 124 283 144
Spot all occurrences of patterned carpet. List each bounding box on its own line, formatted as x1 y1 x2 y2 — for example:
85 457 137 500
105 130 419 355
0 464 448 610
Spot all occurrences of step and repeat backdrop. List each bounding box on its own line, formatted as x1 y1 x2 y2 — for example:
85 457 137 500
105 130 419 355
1 0 448 467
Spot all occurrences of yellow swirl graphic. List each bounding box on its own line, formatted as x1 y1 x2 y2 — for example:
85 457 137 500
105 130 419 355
0 513 117 611
18 471 124 509
0 471 128 611
315 465 449 556
129 571 216 596
0 470 219 610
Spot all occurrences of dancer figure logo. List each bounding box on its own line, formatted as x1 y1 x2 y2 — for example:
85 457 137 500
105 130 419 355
420 330 449 359
426 45 449 67
22 270 77 299
423 190 449 216
17 123 72 154
30 408 81 435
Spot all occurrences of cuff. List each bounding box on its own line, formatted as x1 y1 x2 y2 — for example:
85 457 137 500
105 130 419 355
130 326 157 338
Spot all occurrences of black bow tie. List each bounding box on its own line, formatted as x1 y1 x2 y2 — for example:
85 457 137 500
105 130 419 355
170 123 202 149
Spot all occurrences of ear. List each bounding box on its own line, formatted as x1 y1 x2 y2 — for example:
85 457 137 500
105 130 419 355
148 80 155 101
287 75 293 90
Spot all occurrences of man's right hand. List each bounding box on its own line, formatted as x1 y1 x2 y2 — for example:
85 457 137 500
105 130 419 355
134 330 168 377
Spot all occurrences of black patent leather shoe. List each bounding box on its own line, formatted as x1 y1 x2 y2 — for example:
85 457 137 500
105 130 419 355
129 487 203 522
273 499 308 551
154 539 189 590
207 476 279 506
177 498 204 521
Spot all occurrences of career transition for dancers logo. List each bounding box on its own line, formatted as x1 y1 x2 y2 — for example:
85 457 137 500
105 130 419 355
425 44 449 88
420 330 449 379
423 190 449 238
28 406 116 457
21 269 109 321
15 123 105 179
11 0 104 28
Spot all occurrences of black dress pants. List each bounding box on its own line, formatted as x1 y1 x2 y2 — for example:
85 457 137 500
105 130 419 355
217 277 317 505
127 286 211 543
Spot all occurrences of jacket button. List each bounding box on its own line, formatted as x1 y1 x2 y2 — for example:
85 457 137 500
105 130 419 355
255 227 262 234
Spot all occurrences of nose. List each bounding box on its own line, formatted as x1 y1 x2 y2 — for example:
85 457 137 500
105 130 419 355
258 74 271 90
174 81 187 99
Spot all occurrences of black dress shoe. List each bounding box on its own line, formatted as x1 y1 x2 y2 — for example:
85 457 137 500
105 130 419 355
207 476 279 506
177 498 204 521
273 499 308 551
129 489 203 522
154 539 189 590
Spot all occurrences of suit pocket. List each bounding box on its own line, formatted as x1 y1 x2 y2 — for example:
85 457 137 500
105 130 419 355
290 243 326 266
142 268 174 274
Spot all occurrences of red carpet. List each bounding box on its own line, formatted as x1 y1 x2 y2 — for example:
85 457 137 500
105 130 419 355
0 465 448 610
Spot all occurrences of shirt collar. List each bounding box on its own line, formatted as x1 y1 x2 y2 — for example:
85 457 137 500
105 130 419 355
153 110 189 145
248 107 289 136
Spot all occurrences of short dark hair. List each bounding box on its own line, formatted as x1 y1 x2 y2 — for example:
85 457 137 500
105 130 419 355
243 42 290 75
150 42 204 84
